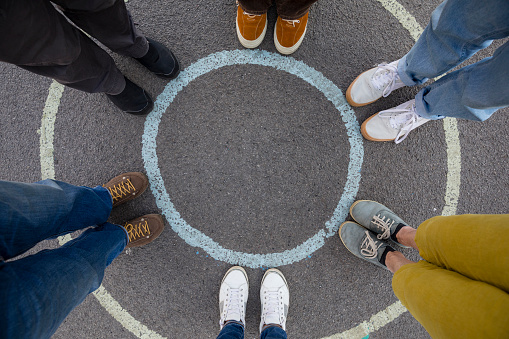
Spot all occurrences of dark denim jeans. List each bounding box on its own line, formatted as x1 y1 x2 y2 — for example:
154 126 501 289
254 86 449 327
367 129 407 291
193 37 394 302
0 180 127 339
217 323 287 339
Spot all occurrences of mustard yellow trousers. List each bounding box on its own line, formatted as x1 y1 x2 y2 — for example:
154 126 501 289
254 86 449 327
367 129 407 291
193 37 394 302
392 214 509 339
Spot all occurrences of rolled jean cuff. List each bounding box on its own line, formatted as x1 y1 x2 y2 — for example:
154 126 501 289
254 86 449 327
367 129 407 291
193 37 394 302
397 54 428 87
414 87 445 120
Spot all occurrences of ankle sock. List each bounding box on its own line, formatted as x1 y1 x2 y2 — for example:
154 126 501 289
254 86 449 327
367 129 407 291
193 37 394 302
379 246 395 266
390 223 407 243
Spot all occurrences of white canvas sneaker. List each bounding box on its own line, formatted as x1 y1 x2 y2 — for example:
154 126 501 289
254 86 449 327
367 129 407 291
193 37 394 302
346 60 405 107
361 99 431 143
259 268 289 333
219 266 249 329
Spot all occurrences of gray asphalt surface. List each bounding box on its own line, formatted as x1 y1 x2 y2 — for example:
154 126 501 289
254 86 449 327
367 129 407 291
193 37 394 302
1 0 508 338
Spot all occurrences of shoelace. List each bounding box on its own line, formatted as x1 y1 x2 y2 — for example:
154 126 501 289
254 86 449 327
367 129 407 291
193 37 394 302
221 288 245 323
371 62 401 97
243 10 261 19
360 231 383 259
371 214 395 240
378 102 420 144
124 219 150 242
282 19 300 27
262 290 283 323
106 179 136 202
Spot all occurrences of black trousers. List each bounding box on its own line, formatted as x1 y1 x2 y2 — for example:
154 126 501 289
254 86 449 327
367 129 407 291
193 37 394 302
238 0 318 20
0 0 148 94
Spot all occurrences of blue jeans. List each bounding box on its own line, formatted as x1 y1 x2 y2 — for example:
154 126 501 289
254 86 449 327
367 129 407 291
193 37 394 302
398 0 509 121
217 323 287 339
0 180 127 339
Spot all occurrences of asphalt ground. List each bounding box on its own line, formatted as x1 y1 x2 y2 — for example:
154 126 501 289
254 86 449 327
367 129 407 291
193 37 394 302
1 0 508 338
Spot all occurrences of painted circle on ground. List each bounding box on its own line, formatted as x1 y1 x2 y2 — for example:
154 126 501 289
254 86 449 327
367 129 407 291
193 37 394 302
40 0 463 337
142 49 364 268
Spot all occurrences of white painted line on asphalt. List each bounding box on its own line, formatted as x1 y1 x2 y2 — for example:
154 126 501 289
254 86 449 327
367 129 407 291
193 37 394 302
322 301 407 339
92 286 166 339
376 0 422 41
38 0 462 337
40 80 64 181
142 49 364 268
442 117 461 216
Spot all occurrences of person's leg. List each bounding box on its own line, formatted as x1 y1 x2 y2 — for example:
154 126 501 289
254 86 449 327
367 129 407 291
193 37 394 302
0 180 112 261
0 0 125 95
217 322 245 339
414 40 509 121
274 0 317 20
237 0 272 15
260 325 287 339
392 261 509 338
0 222 127 339
399 0 509 86
415 214 509 292
53 0 148 59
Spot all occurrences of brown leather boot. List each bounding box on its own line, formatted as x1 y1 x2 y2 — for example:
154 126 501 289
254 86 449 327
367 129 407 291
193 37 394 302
103 172 149 208
274 13 309 55
236 5 267 48
124 214 165 248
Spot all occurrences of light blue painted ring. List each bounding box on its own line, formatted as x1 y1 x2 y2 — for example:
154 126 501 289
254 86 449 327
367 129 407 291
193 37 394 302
142 49 364 268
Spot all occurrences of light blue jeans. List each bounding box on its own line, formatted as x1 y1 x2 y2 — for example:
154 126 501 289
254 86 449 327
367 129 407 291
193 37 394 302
398 0 509 121
217 322 287 339
0 180 127 339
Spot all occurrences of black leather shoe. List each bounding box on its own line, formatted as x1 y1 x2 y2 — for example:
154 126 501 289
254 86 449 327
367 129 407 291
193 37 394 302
106 77 153 115
135 38 180 79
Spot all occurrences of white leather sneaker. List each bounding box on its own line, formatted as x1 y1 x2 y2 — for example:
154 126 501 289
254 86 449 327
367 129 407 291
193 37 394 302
259 268 289 333
219 266 249 329
346 60 405 107
361 99 430 143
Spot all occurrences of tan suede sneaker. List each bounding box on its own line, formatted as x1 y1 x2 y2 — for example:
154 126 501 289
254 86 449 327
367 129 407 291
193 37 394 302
124 214 165 248
236 5 267 48
103 172 149 208
274 13 308 55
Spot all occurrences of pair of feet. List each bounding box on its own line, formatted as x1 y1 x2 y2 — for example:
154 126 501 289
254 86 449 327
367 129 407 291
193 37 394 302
236 5 308 55
102 172 164 248
106 38 180 116
338 200 416 271
219 266 289 334
347 60 430 144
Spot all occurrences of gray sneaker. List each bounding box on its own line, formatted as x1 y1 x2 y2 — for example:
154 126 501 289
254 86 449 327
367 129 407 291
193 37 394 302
339 221 392 269
350 200 409 247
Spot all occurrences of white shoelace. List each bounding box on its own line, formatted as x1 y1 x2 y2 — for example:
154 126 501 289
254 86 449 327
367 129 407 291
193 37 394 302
360 231 383 259
243 11 261 18
378 102 420 144
262 290 283 323
371 214 395 240
221 288 244 324
282 19 300 26
371 62 401 97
